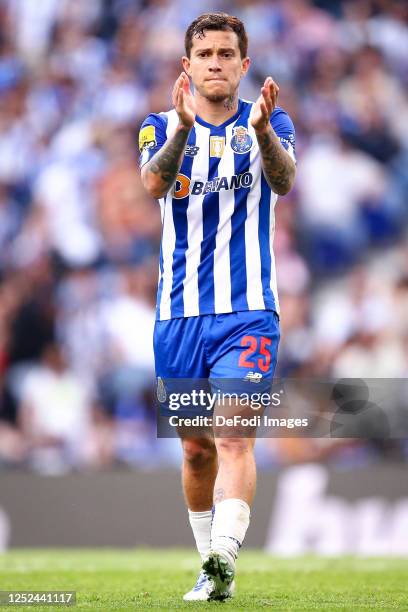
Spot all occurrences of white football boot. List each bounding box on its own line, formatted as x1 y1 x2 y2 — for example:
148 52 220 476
183 570 213 601
201 550 236 601
183 565 235 601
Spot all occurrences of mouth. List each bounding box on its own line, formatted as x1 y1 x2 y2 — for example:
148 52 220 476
206 78 226 82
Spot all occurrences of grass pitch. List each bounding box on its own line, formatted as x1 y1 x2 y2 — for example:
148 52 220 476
0 549 407 610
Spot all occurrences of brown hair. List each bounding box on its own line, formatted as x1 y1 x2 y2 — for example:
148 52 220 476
185 13 248 59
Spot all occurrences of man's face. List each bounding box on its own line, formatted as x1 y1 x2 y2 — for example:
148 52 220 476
182 29 250 102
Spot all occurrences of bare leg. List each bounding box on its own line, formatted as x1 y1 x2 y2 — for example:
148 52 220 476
213 437 256 505
181 436 218 511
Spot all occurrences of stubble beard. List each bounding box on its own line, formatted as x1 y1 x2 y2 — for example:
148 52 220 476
205 93 229 103
195 82 237 105
202 89 238 110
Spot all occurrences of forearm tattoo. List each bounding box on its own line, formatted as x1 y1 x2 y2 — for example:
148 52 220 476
256 127 295 195
147 126 190 190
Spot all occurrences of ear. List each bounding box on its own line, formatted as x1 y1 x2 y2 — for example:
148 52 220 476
241 57 251 77
182 56 191 77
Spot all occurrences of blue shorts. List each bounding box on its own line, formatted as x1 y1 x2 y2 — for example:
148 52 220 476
154 310 280 415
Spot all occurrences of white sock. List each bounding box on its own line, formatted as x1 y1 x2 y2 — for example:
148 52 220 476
210 498 251 567
188 509 212 561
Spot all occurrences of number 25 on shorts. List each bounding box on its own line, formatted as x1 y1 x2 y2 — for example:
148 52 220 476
238 335 272 372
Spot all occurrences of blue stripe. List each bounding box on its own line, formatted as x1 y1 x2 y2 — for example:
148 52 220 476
169 128 196 317
156 241 164 319
229 104 252 311
197 128 224 314
258 174 276 311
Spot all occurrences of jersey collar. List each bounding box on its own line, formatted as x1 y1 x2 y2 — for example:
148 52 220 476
195 99 245 130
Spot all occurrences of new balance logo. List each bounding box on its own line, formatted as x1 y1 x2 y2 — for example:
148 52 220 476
185 145 200 157
243 371 263 383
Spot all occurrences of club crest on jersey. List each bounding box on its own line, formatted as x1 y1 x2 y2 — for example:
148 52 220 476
210 136 225 158
231 126 253 154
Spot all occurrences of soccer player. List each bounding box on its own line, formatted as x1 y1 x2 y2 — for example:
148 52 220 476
139 12 296 601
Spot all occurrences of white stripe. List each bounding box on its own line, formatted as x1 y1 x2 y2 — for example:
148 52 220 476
159 197 165 224
157 263 162 290
269 192 279 313
159 192 176 320
287 142 296 162
157 198 165 291
158 110 180 320
164 109 179 136
213 123 235 314
182 123 210 317
244 116 265 311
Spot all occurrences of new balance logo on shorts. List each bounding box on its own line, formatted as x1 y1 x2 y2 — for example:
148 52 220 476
243 371 263 383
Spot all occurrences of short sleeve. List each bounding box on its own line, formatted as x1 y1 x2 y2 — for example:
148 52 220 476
270 107 296 163
138 113 168 167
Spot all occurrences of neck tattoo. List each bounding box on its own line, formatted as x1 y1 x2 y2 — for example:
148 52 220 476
223 94 236 111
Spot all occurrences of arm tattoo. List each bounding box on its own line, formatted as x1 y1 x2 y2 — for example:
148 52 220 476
146 126 190 191
214 488 225 504
256 126 295 195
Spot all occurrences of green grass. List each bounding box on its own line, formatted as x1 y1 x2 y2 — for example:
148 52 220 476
0 549 407 610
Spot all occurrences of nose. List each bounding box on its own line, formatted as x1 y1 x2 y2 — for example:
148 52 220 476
209 55 222 72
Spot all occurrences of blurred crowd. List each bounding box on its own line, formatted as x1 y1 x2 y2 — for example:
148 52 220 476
0 0 407 472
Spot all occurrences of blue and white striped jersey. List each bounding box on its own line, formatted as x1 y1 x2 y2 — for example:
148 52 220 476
139 99 295 321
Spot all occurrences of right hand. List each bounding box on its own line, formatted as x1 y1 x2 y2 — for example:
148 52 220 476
172 72 196 129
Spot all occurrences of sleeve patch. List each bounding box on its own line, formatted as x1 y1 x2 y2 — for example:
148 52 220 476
279 135 296 162
139 125 157 152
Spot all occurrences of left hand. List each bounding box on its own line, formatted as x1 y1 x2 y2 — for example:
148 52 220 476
251 77 279 133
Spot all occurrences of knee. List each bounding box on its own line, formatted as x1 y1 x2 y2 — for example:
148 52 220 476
215 437 254 458
182 438 217 471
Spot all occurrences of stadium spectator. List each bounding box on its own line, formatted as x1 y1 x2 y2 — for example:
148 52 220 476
18 342 105 473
